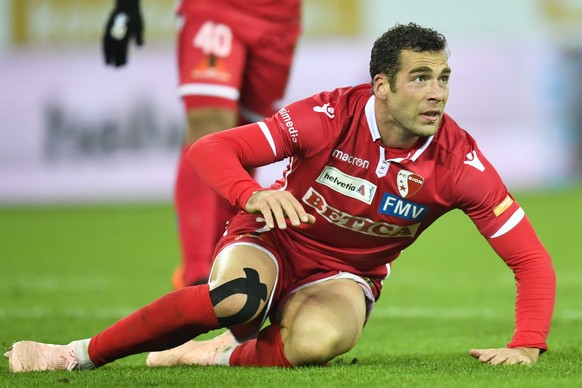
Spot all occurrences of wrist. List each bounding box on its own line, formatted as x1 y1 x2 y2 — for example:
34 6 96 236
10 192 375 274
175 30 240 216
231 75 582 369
516 347 541 360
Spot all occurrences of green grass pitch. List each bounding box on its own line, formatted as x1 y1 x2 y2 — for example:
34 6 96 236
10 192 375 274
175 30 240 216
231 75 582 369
1 186 581 387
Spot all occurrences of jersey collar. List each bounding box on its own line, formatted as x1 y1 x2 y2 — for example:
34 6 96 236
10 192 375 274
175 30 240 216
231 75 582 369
365 95 434 163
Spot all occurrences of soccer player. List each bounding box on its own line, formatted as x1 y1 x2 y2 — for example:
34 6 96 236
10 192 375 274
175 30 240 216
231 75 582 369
5 23 555 372
102 0 302 287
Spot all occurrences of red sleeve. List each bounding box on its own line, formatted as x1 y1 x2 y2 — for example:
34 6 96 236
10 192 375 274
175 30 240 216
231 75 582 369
188 92 344 209
187 123 281 209
486 215 556 351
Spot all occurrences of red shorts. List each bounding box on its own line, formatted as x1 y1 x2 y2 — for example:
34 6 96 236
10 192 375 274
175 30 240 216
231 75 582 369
176 3 300 121
211 212 387 340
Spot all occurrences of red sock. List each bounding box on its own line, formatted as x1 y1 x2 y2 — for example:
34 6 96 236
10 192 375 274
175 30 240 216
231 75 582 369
229 324 293 367
88 284 220 366
174 145 237 285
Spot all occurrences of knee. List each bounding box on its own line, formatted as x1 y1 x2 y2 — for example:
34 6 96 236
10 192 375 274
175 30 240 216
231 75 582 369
212 294 256 323
209 268 269 327
284 320 359 366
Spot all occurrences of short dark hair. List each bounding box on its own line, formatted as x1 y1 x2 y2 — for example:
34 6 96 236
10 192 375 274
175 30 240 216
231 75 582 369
369 23 448 90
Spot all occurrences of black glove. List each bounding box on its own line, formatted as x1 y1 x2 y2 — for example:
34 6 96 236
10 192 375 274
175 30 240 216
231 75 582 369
103 0 144 67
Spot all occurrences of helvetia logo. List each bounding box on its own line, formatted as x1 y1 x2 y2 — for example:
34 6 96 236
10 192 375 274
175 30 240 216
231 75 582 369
316 166 376 204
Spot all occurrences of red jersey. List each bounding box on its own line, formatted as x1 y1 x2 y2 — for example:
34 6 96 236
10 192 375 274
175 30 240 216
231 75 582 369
177 0 301 22
189 84 555 350
175 0 301 117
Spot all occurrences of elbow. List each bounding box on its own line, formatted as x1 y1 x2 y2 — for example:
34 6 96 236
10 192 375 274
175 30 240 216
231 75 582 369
187 136 210 170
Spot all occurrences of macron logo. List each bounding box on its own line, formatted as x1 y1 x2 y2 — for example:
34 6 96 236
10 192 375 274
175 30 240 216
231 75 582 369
464 150 485 172
313 103 335 119
332 149 370 169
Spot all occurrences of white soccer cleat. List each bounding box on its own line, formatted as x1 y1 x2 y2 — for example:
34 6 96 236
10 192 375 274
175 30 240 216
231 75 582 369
4 341 79 373
146 331 239 367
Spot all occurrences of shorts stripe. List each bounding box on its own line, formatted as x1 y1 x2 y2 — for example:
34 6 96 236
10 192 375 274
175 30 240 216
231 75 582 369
178 83 240 100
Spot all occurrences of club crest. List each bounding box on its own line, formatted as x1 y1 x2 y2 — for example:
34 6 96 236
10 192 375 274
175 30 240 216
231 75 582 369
397 170 424 198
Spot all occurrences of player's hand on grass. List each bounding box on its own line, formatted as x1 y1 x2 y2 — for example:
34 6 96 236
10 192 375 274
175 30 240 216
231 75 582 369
246 190 316 229
469 347 539 365
103 0 144 67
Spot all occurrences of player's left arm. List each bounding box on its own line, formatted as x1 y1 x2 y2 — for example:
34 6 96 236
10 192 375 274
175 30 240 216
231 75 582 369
453 144 555 365
469 346 540 366
470 214 555 365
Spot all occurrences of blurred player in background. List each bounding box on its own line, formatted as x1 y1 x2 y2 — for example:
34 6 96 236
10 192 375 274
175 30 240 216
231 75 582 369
101 0 302 288
5 23 555 371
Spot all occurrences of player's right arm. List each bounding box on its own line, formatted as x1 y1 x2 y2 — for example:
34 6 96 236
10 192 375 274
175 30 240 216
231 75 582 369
245 190 316 229
188 119 315 228
188 94 336 223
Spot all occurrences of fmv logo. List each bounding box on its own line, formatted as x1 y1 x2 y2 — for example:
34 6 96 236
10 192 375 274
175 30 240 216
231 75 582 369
378 193 428 221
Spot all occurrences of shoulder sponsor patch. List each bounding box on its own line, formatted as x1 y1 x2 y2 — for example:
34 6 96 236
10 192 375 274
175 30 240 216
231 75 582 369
316 166 377 204
493 195 514 216
277 107 298 143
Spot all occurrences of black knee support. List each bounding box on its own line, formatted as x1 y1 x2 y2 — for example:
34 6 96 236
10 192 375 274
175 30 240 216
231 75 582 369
209 267 268 326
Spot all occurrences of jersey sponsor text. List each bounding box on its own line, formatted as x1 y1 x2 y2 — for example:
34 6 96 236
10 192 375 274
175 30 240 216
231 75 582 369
303 188 420 238
332 149 369 169
378 193 428 221
316 166 376 204
278 107 298 143
493 195 514 216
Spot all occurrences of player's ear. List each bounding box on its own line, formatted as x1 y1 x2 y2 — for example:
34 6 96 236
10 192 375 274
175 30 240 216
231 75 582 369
373 74 389 99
